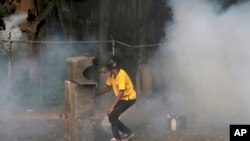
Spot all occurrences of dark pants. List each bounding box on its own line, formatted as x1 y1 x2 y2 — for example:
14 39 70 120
108 100 136 139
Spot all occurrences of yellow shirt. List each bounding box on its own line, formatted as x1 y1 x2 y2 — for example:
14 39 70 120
106 69 136 100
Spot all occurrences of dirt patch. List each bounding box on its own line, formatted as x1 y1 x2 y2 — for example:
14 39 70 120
0 103 230 141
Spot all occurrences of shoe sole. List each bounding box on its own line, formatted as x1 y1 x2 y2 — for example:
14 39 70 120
123 133 134 141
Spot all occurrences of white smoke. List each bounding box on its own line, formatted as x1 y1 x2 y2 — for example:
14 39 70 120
0 12 27 41
0 12 27 113
154 0 250 128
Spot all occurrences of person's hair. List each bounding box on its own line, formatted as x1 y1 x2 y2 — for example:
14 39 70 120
109 55 120 67
106 55 120 71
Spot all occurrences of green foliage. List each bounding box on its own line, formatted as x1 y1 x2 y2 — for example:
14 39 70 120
0 2 16 18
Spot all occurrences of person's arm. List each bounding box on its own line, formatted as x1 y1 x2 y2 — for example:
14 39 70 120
94 85 111 96
107 90 124 116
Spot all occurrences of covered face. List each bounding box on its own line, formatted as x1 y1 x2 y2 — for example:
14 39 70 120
105 55 120 71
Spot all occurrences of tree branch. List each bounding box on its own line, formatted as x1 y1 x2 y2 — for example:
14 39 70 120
30 0 56 37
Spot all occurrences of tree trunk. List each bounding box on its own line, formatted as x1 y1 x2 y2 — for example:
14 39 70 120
28 0 56 82
98 0 109 65
36 0 44 15
55 0 67 38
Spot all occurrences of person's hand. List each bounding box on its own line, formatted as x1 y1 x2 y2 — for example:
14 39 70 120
106 107 114 116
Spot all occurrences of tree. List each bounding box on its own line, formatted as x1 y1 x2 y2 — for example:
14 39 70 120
27 0 56 56
0 1 16 18
98 0 110 64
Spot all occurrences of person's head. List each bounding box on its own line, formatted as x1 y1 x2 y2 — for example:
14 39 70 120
106 55 120 72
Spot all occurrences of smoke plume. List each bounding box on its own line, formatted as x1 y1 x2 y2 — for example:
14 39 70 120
0 12 27 108
152 0 250 128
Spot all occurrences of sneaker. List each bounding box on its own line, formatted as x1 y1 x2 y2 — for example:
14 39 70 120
110 137 121 141
121 132 135 141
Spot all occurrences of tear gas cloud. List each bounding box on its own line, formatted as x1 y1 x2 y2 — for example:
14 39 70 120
150 0 250 128
0 12 95 139
1 12 27 40
0 12 27 112
0 12 95 108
